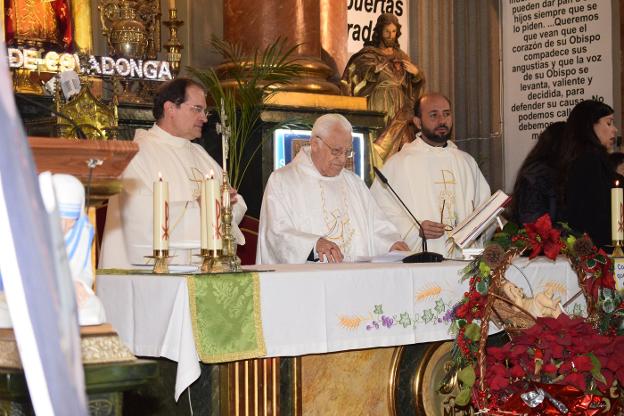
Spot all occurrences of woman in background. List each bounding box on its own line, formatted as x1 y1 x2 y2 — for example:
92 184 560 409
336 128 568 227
509 121 566 225
562 100 618 249
609 152 624 178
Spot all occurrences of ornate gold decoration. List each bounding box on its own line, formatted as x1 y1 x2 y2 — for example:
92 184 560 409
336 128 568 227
55 82 119 140
163 8 184 77
6 0 60 49
72 0 94 53
98 0 160 59
12 68 44 94
388 343 475 416
80 334 136 364
0 327 136 369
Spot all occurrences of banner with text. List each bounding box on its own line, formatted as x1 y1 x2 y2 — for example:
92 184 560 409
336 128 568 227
347 0 410 56
502 0 613 190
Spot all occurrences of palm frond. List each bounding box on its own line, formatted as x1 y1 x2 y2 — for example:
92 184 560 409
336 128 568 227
188 37 303 188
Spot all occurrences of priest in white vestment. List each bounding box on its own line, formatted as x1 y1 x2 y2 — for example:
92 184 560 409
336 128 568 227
257 114 408 264
370 93 491 259
100 78 246 268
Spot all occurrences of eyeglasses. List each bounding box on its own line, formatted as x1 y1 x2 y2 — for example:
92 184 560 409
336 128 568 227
180 102 209 118
316 135 354 158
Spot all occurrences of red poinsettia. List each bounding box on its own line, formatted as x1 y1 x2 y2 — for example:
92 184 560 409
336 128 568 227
517 214 565 260
483 315 624 404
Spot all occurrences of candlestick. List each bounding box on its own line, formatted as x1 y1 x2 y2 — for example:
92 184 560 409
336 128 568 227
163 8 184 77
612 180 624 256
153 173 169 251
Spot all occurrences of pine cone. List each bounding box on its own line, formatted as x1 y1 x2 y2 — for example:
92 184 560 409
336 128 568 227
573 236 594 257
482 244 505 268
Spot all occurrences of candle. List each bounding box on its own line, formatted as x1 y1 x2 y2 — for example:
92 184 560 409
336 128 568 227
612 180 623 242
168 0 176 10
153 173 169 251
200 174 209 250
202 171 222 250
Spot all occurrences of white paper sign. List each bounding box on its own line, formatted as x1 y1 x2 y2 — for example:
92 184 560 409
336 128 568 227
502 0 613 190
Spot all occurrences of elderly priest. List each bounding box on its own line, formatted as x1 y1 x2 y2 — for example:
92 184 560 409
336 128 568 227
100 78 246 268
256 114 408 264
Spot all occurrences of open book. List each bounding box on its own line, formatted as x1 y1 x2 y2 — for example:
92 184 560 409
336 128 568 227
448 190 511 249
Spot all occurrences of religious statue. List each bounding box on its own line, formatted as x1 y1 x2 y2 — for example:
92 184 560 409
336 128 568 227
0 174 106 327
52 174 106 326
4 0 73 50
502 280 562 319
342 13 425 165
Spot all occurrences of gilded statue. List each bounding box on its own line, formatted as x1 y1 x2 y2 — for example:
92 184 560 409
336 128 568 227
342 13 425 165
4 0 73 50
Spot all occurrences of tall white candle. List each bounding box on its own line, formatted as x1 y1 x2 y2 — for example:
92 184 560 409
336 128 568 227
153 173 169 251
612 180 623 242
207 172 222 250
168 0 176 10
200 174 209 250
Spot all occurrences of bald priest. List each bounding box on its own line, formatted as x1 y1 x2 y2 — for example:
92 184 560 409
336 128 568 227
256 114 408 264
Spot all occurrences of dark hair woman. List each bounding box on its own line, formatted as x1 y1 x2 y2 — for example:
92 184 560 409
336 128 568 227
562 100 618 248
509 121 566 224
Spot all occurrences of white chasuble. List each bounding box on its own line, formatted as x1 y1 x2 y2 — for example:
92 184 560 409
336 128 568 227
100 124 246 268
257 147 401 264
370 134 491 259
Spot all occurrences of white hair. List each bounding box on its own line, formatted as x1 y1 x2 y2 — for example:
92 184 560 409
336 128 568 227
311 114 353 138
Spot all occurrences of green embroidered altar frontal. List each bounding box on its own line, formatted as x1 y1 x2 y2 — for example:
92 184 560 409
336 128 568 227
187 272 266 363
98 270 266 363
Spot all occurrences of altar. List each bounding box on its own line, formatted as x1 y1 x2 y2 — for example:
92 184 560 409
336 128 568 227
96 258 586 415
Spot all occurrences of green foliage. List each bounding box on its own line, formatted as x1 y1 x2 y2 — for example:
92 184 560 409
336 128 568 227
188 37 303 189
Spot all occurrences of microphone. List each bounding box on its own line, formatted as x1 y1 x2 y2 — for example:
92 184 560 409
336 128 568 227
373 167 444 263
15 93 88 140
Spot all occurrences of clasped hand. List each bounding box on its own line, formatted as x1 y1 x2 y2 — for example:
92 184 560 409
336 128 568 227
315 237 344 263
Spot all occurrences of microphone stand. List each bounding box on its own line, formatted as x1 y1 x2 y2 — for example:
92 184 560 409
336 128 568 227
373 167 444 263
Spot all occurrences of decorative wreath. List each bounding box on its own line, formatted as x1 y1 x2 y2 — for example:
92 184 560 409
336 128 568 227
448 214 624 415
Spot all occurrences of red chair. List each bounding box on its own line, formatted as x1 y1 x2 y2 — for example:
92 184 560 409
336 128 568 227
237 215 259 265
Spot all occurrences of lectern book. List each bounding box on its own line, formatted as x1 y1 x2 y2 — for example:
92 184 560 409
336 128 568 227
448 190 511 249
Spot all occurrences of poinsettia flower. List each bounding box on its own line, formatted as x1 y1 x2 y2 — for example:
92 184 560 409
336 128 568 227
487 346 507 361
509 364 525 378
542 362 558 374
571 355 593 372
562 372 587 391
490 373 510 390
522 214 564 260
490 363 509 377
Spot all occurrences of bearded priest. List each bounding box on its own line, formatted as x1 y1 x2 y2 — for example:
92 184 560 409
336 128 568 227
256 114 409 264
370 93 491 259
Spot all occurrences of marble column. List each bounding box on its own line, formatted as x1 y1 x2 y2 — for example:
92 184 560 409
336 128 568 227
320 0 348 82
222 0 340 94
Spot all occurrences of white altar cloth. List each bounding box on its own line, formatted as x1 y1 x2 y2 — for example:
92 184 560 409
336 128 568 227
96 258 586 400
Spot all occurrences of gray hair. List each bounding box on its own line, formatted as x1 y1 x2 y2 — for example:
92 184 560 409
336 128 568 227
311 114 353 138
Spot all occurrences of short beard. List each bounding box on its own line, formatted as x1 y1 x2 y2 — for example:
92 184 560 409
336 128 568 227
421 125 451 144
381 38 396 48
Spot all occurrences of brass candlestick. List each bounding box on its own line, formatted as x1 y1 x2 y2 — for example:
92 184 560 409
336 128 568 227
613 241 624 257
199 248 227 273
163 8 184 77
220 172 242 272
150 249 170 274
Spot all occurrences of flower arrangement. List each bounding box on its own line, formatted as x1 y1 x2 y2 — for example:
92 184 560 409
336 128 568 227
448 214 624 414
